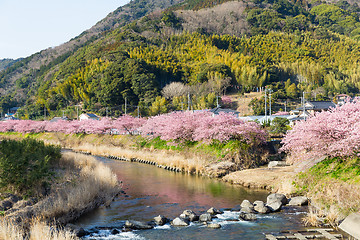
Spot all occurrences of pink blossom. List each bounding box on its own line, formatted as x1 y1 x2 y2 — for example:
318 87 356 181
273 111 289 116
281 99 360 163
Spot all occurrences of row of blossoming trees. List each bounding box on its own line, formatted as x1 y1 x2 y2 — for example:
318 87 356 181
281 100 360 164
0 112 267 144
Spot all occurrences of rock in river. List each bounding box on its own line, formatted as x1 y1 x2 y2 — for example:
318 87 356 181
207 207 223 215
240 200 254 209
199 213 213 222
180 210 199 222
288 196 308 206
154 215 169 226
266 200 282 212
171 217 190 226
267 193 288 205
125 220 154 230
253 201 270 214
207 223 221 229
239 212 257 221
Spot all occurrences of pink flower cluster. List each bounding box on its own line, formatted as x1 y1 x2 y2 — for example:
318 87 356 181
273 111 289 116
0 111 267 144
281 100 360 163
0 116 145 135
221 96 233 105
141 111 267 143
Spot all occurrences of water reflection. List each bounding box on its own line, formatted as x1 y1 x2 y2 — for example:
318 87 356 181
76 157 267 227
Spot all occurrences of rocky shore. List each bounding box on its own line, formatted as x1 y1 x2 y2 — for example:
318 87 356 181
72 193 309 238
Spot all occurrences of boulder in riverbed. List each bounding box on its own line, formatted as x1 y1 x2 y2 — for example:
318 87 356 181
241 206 256 213
171 217 190 226
239 212 257 221
125 220 154 230
288 196 308 206
154 215 169 226
240 200 253 209
199 213 213 222
180 210 199 222
207 223 221 229
253 201 270 214
207 207 223 215
266 200 282 212
111 229 120 235
267 193 288 205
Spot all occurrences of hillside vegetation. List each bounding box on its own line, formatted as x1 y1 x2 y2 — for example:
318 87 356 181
1 0 360 118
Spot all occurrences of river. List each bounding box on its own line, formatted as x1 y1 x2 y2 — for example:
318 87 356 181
74 156 309 239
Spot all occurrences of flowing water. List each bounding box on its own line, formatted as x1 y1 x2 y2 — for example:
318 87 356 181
75 156 310 239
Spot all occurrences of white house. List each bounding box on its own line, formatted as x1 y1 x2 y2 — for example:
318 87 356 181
79 113 99 121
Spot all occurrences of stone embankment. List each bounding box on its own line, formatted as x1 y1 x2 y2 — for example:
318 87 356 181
76 151 185 173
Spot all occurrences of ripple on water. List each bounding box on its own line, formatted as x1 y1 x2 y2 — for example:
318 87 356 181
86 230 146 240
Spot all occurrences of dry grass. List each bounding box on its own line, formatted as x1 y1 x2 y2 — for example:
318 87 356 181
0 217 77 240
302 207 321 227
29 219 77 240
38 152 120 220
0 151 120 240
0 217 23 240
72 143 208 174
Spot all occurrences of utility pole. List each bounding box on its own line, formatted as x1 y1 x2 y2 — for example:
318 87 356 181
216 96 220 108
303 91 306 121
125 97 127 115
187 93 191 111
284 100 287 112
264 89 267 121
269 89 273 116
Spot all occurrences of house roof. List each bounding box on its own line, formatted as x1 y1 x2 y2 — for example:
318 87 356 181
9 107 20 111
50 117 68 122
209 107 240 115
81 113 98 118
305 101 336 110
294 101 336 111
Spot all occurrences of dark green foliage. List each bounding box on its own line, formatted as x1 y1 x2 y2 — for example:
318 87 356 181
0 139 61 195
162 11 182 29
249 98 265 115
270 117 289 135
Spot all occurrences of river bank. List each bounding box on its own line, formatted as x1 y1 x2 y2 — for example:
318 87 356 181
0 132 357 233
0 142 121 240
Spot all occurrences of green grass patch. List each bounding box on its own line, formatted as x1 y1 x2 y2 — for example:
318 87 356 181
136 137 244 159
294 156 360 195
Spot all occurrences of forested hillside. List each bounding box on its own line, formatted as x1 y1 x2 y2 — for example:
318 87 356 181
0 59 19 72
2 0 360 118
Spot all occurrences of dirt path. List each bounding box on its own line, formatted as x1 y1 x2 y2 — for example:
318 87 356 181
222 165 297 194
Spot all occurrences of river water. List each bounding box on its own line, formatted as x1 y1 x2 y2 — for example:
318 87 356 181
75 156 309 239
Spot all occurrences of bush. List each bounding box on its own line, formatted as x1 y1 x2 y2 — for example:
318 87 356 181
0 138 61 194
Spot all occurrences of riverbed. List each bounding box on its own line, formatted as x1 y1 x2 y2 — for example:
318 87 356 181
74 156 310 239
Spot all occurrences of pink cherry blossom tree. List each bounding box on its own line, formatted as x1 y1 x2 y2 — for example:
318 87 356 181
281 99 360 164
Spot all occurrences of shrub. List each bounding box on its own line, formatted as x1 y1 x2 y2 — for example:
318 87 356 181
0 138 61 194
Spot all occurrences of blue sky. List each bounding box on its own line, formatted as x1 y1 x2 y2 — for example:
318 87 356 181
0 0 129 59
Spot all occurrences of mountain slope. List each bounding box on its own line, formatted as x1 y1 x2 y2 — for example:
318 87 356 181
0 0 183 109
2 0 360 118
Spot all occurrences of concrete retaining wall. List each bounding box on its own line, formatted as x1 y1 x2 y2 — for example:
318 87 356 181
339 213 360 239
